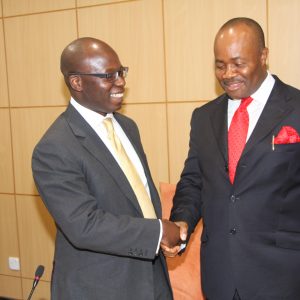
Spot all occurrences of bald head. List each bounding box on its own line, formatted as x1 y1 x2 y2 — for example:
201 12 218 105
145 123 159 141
216 17 265 51
60 37 118 76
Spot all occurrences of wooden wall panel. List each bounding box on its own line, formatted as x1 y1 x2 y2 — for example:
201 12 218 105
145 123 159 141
16 195 55 281
268 0 300 89
121 103 169 186
0 275 22 299
0 21 8 107
11 107 66 195
2 0 300 298
164 0 267 101
168 102 206 183
77 0 166 103
0 109 14 193
22 279 50 300
0 195 20 276
78 0 133 7
4 11 77 107
2 0 75 17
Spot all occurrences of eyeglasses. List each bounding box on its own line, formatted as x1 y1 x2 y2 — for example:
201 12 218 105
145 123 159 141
68 66 129 83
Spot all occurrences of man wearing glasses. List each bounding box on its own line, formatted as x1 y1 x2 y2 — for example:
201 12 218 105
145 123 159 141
32 37 180 300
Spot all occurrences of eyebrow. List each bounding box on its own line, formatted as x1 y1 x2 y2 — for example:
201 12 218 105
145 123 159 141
215 56 243 63
231 56 243 61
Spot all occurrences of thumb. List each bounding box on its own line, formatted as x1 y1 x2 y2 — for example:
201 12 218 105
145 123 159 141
175 221 188 241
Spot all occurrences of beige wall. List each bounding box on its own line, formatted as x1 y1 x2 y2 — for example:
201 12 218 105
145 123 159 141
0 0 299 298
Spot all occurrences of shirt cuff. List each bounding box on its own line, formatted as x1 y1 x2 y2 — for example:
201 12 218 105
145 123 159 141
156 219 163 254
180 243 186 250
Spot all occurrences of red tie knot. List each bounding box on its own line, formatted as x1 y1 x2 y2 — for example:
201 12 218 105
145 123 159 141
240 96 253 109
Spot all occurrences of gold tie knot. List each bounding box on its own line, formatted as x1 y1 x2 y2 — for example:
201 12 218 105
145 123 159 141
103 118 120 151
103 117 114 137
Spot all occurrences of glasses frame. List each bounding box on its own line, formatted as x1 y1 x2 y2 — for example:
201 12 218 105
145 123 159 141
67 66 128 82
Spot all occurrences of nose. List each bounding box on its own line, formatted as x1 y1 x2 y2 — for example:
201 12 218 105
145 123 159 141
222 64 237 79
114 76 126 86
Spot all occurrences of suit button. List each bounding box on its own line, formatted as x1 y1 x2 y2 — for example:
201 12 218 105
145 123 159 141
230 228 237 235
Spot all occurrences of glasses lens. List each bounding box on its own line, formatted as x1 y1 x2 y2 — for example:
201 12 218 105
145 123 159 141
117 67 128 79
105 67 128 82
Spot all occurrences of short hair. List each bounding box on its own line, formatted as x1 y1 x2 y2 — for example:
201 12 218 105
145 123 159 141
219 17 265 49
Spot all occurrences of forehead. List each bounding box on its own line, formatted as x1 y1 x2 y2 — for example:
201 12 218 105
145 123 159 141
214 24 258 58
82 51 122 72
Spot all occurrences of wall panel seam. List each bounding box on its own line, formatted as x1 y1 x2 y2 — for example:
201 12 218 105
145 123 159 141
1 8 76 19
161 0 171 182
76 0 138 10
2 12 23 293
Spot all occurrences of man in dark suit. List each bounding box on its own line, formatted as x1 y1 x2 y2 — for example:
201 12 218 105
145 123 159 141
32 37 181 300
165 17 300 299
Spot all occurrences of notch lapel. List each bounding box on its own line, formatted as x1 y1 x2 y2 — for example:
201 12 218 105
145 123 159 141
242 78 294 157
64 105 144 216
210 95 229 166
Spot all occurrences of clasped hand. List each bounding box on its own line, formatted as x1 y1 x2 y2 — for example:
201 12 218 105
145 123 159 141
160 220 188 257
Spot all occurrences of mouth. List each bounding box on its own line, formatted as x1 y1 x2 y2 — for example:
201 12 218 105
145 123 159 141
222 80 244 92
110 92 124 98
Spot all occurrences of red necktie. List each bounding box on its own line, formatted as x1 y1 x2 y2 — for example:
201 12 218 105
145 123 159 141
228 97 253 183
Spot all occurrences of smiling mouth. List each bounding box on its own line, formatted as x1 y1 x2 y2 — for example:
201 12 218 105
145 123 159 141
223 81 244 91
110 92 124 98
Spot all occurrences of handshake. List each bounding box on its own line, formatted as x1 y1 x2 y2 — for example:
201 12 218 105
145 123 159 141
160 220 188 257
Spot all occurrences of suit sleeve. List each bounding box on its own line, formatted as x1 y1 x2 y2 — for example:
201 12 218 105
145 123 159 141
170 109 203 234
32 131 160 260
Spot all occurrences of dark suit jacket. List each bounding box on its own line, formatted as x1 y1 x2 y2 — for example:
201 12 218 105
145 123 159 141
171 76 300 300
32 104 172 300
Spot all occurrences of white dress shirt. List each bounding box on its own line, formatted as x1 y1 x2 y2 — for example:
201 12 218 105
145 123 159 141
227 72 276 141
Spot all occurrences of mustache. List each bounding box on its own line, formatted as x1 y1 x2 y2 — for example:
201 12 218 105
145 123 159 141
221 78 244 86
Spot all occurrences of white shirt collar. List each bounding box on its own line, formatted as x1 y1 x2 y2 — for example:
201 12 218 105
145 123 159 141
70 97 114 127
250 71 275 103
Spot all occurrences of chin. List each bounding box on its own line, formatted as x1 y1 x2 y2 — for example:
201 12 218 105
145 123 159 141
109 104 122 113
115 105 122 112
226 91 245 100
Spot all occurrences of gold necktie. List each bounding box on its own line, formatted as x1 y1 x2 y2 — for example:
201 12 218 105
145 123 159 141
103 118 157 219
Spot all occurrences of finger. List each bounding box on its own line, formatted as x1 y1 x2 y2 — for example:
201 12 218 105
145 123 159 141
162 247 180 257
175 221 188 241
163 251 178 258
180 227 187 241
161 244 178 251
161 245 180 255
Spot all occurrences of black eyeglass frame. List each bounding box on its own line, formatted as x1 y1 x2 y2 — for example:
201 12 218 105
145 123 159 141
67 66 129 80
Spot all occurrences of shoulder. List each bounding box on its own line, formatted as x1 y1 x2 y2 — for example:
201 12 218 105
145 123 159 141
37 112 67 144
273 75 300 97
33 108 78 157
192 94 227 117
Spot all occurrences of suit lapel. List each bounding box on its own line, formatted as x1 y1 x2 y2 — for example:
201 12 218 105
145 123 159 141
210 95 229 166
64 105 144 215
242 77 294 157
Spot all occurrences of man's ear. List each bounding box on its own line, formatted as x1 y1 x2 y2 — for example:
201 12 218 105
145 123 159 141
69 75 83 92
261 47 269 66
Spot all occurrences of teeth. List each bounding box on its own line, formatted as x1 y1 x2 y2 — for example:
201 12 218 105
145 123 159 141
111 93 123 98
